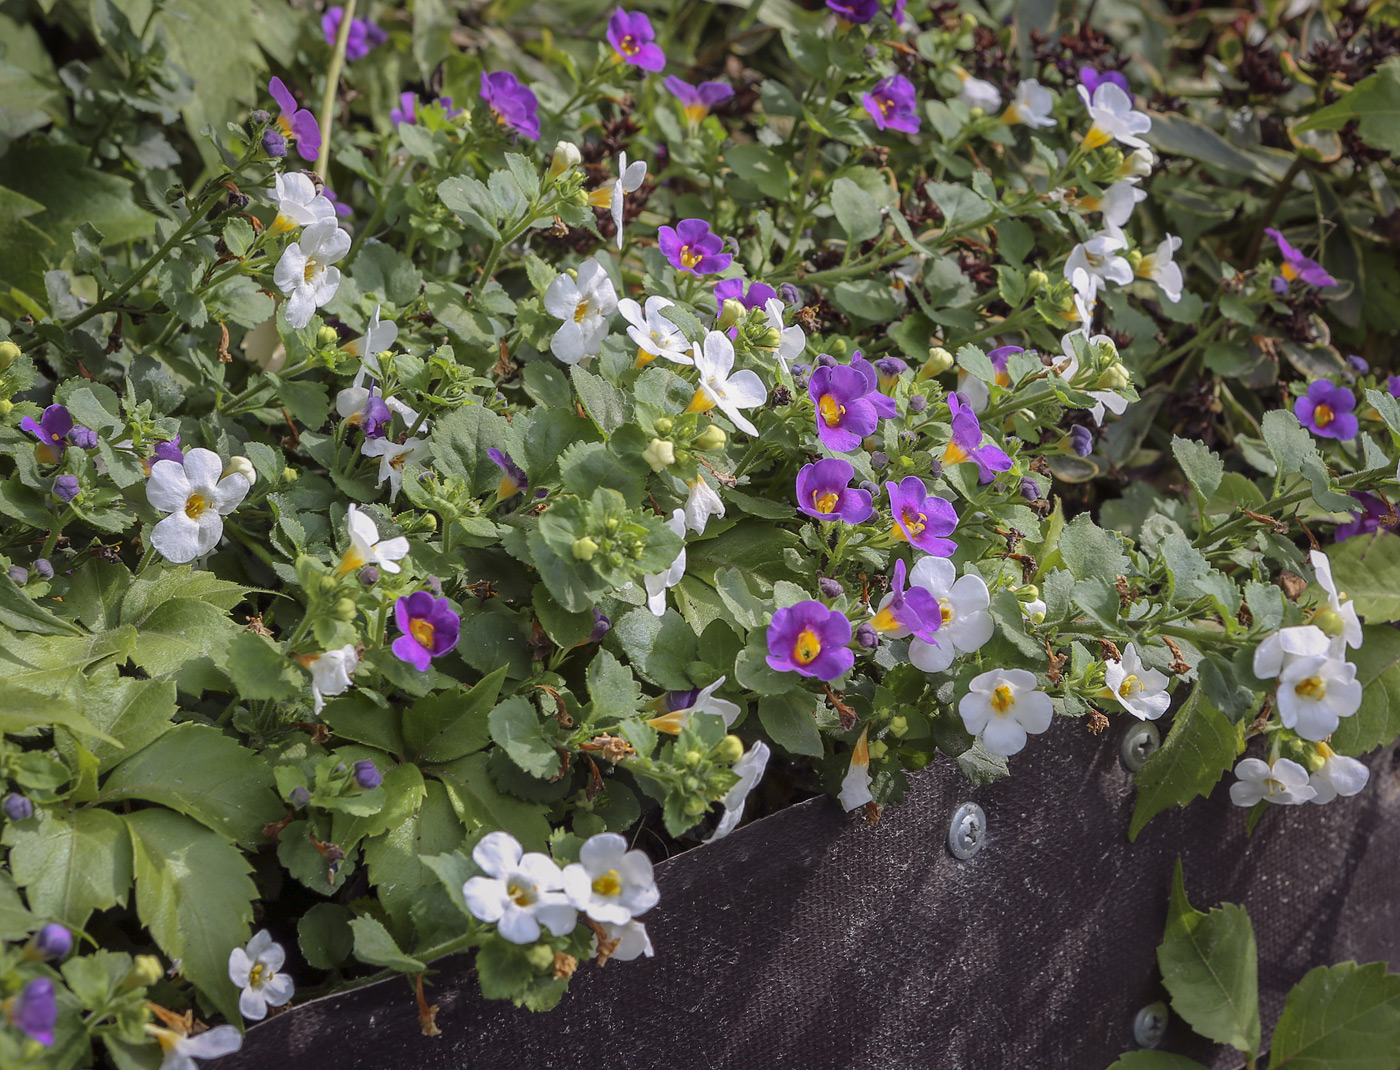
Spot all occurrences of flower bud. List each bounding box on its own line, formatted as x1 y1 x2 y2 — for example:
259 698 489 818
425 574 444 595
1313 607 1346 639
333 597 357 621
0 399 11 416
716 735 744 763
281 466 299 483
1126 249 1144 271
289 786 311 809
525 943 555 971
889 715 908 738
653 416 674 434
870 451 889 470
1019 476 1043 501
814 352 837 368
0 339 20 370
358 565 379 586
548 140 582 181
353 760 382 790
3 793 34 821
908 394 927 414
819 577 844 598
223 456 257 485
572 536 599 561
919 347 954 379
683 795 708 816
643 438 676 472
1096 364 1131 392
28 923 73 961
32 558 53 580
129 955 165 987
868 740 888 760
1067 425 1094 457
53 475 80 503
858 479 879 496
317 326 340 347
1027 269 1049 292
7 565 28 586
319 574 341 594
587 608 611 643
856 621 879 649
716 298 746 331
694 425 727 451
261 129 288 157
1015 584 1040 603
250 109 271 124
755 326 783 350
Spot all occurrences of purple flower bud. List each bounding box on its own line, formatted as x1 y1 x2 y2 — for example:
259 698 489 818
1020 476 1043 501
814 353 837 368
870 451 889 470
7 565 28 586
908 394 927 414
779 283 802 306
10 977 56 1046
855 621 879 649
262 129 289 157
69 425 97 450
150 436 183 465
32 559 53 580
927 460 943 479
1068 425 1094 457
664 688 700 712
54 475 80 502
819 577 844 598
353 760 382 790
358 565 379 586
858 479 879 496
289 786 311 809
1388 375 1400 399
1345 354 1368 374
3 793 34 821
588 607 611 643
1270 275 1288 295
250 109 271 123
30 923 72 960
425 575 443 596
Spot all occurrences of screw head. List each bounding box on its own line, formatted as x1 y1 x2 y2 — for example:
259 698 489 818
1120 721 1162 772
947 802 986 860
1133 1001 1169 1048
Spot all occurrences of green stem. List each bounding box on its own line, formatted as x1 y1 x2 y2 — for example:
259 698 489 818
315 0 356 182
1243 155 1307 268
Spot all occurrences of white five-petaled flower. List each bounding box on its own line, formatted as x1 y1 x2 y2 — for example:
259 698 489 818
1308 743 1369 805
1276 654 1362 741
956 72 1001 112
906 557 994 674
838 726 874 811
1064 230 1134 303
959 668 1054 757
1092 180 1147 229
147 1023 243 1070
361 436 429 501
1310 549 1363 653
1228 757 1316 807
687 330 767 436
618 295 692 366
643 509 687 617
461 831 577 944
266 172 336 234
339 503 410 575
228 930 294 1020
561 832 660 925
1004 78 1056 128
649 676 742 733
543 258 618 364
273 219 350 330
303 644 359 715
146 448 252 564
1103 642 1171 720
346 304 399 377
761 298 806 374
587 151 648 249
1077 81 1152 150
598 920 653 961
683 475 725 534
1252 624 1330 681
1137 235 1184 303
707 740 771 842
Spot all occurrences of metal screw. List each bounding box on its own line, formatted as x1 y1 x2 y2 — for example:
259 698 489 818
1133 1001 1169 1048
947 802 986 860
1120 721 1161 772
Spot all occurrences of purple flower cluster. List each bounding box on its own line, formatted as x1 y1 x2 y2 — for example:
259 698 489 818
796 458 873 523
870 559 941 642
943 393 1013 483
267 77 321 163
480 71 540 140
1294 380 1357 441
808 354 897 451
664 77 734 122
607 8 665 72
1266 228 1336 291
322 6 387 62
391 91 461 128
392 592 461 671
862 75 920 134
766 601 854 681
1079 66 1132 102
659 219 732 276
886 477 958 556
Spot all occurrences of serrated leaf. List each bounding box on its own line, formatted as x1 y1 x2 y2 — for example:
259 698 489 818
432 753 551 850
1172 436 1224 501
487 696 559 778
224 631 302 701
1327 532 1400 623
1329 626 1400 756
363 780 465 934
350 915 425 972
404 665 507 763
586 648 641 721
1130 689 1241 840
570 364 631 435
2 807 132 929
1268 961 1400 1070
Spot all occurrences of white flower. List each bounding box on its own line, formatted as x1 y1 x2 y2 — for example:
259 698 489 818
461 831 577 944
1120 147 1156 181
147 1024 243 1070
543 258 618 364
688 330 767 437
643 509 687 617
240 317 288 372
146 448 252 564
561 832 659 925
266 172 335 234
762 298 806 375
228 930 293 1021
1137 235 1184 303
304 645 359 715
586 151 647 249
1094 180 1147 229
1004 78 1056 128
1228 757 1316 807
618 295 692 366
958 668 1053 757
1055 330 1131 425
838 726 873 811
1078 81 1152 150
1252 624 1331 679
683 475 725 534
957 73 1001 112
1310 549 1363 652
906 557 994 674
345 304 399 375
273 219 350 330
1103 642 1171 720
1064 230 1133 303
1308 744 1369 805
707 740 770 842
1022 597 1047 623
339 503 410 575
650 676 743 734
598 919 653 961
361 436 429 501
1276 654 1362 741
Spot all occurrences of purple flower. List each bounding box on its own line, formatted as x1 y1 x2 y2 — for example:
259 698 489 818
943 392 1013 483
663 76 734 122
808 366 880 451
658 219 732 276
353 760 382 790
391 592 461 671
32 559 54 580
985 345 1020 387
855 621 879 648
150 435 183 465
480 71 540 140
1266 228 1337 289
1388 375 1400 399
487 448 528 498
819 576 844 597
28 923 72 961
874 356 908 389
20 404 74 463
1079 66 1133 103
765 600 854 680
324 188 354 219
1295 380 1357 440
268 77 322 163
53 475 79 502
1067 424 1094 456
2 793 33 821
713 278 778 311
828 0 880 24
607 8 666 72
322 7 387 62
886 477 958 556
862 74 920 134
391 92 461 127
1337 492 1392 541
6 977 56 1046
870 559 941 642
1345 354 1368 375
796 459 874 523
289 785 311 809
587 608 611 643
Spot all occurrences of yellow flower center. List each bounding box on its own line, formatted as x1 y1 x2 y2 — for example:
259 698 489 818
507 881 533 907
902 509 926 537
1083 126 1112 150
939 601 954 626
877 95 893 117
1280 261 1299 281
814 491 839 514
185 493 208 519
990 685 1014 713
573 299 591 323
943 441 970 465
276 116 295 139
634 346 657 368
1313 403 1334 428
619 34 640 56
686 389 716 414
684 104 708 124
248 963 266 988
871 607 900 632
1119 674 1142 698
793 628 822 666
679 246 703 269
818 394 844 427
1294 675 1326 700
591 869 622 897
410 619 436 650
303 257 320 283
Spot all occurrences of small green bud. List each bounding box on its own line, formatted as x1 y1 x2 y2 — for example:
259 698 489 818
608 551 624 568
1126 249 1144 270
1313 607 1346 639
569 188 590 208
1016 584 1040 603
654 416 674 435
868 740 888 760
0 399 12 417
919 347 954 379
960 12 977 30
1026 270 1049 292
716 298 746 331
525 943 555 971
684 749 704 767
715 735 744 763
694 424 727 451
899 455 916 470
828 338 850 358
1299 741 1328 772
1096 364 1131 392
281 466 299 483
682 774 701 790
572 536 599 561
333 597 357 621
319 574 341 594
128 955 164 987
642 438 676 472
755 326 783 350
684 795 708 816
889 715 908 738
0 340 19 371
317 326 340 347
412 513 438 533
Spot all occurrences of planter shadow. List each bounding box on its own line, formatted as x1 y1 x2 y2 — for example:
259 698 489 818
226 718 1400 1069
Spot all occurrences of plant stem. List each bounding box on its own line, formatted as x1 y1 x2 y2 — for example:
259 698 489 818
1243 154 1306 268
315 0 356 182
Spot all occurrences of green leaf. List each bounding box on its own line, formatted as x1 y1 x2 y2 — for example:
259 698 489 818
1172 436 1224 501
1058 513 1130 583
67 670 177 773
725 142 791 198
1105 1055 1210 1070
487 695 560 778
224 631 302 702
1157 860 1261 1054
1268 961 1400 1070
404 665 507 763
830 278 904 322
474 936 534 1000
0 143 155 245
432 753 551 850
570 364 632 435
299 903 355 970
830 176 881 244
1293 63 1400 154
1145 111 1292 183
125 809 255 1025
0 570 83 634
924 180 991 229
350 915 425 972
0 870 35 941
1327 533 1400 624
3 807 132 929
322 692 407 758
430 403 518 497
99 724 282 848
437 174 500 239
1130 689 1242 841
586 648 642 721
1329 626 1400 756
757 691 823 757
363 781 466 934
